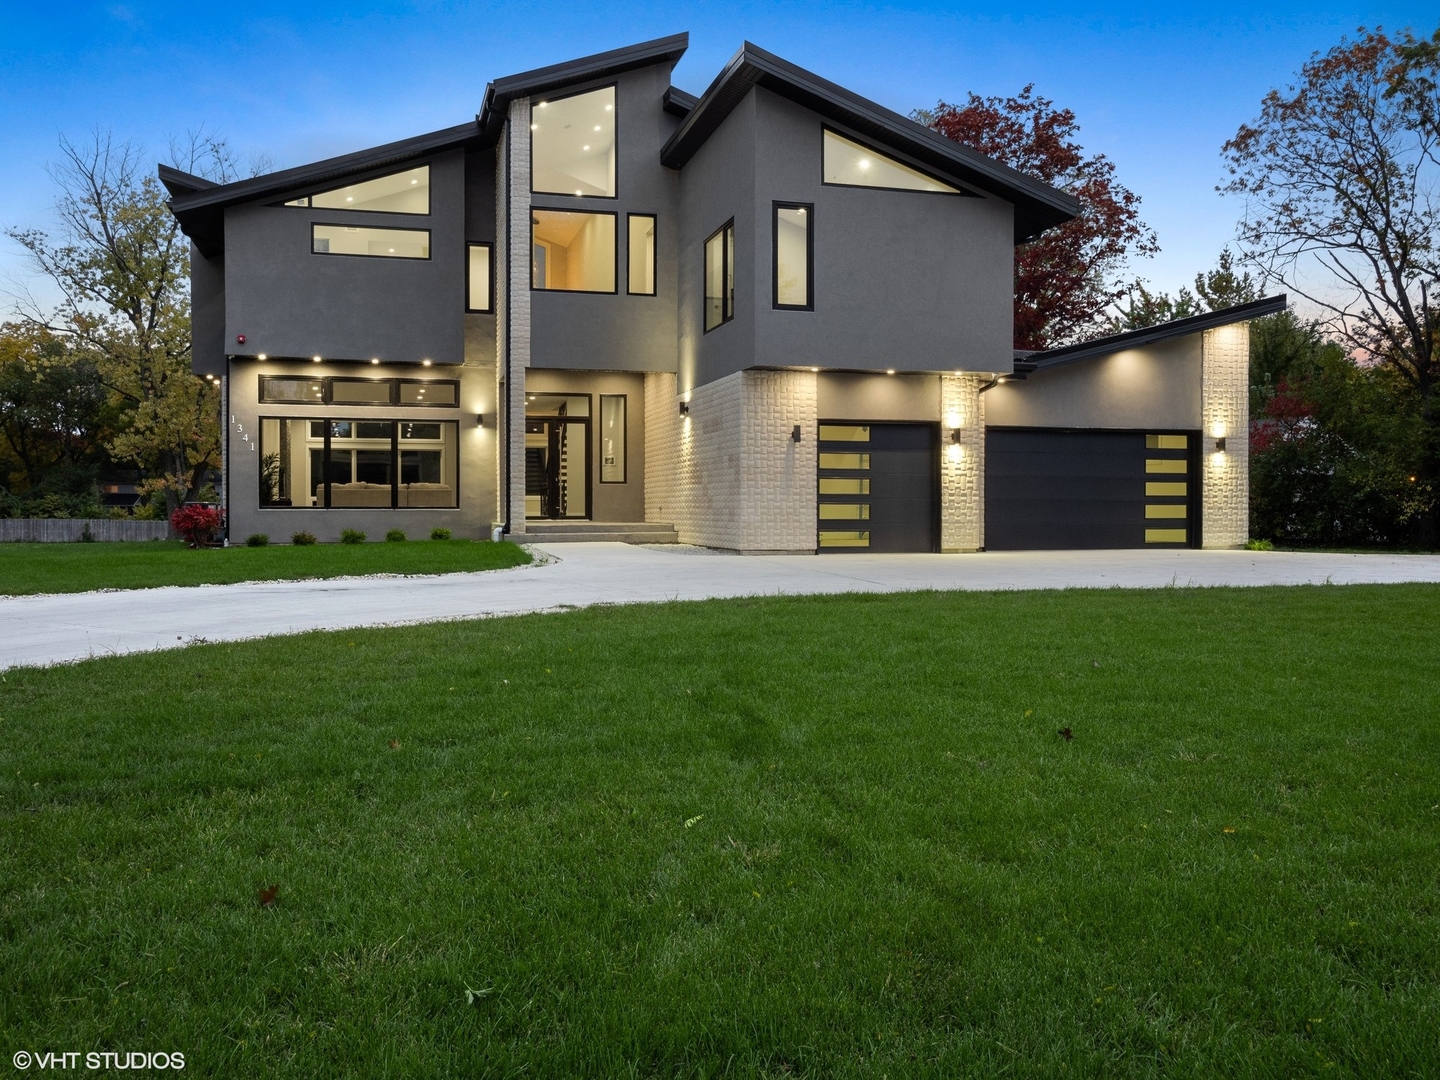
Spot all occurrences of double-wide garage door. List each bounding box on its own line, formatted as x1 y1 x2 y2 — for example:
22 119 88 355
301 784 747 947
985 428 1198 550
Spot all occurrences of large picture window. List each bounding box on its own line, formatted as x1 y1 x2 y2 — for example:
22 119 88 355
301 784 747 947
627 214 656 295
531 86 616 198
773 203 812 309
822 129 961 194
532 210 616 292
259 418 458 509
286 166 430 214
704 220 735 332
312 224 430 259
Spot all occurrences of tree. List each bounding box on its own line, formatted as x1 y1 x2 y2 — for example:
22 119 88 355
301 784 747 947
1108 248 1259 332
916 86 1157 348
1221 27 1440 544
5 132 241 514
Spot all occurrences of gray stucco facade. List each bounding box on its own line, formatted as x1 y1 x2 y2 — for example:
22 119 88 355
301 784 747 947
165 33 1271 552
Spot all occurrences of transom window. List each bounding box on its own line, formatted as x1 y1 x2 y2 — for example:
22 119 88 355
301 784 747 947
823 130 960 194
259 376 457 408
285 166 430 214
532 86 616 198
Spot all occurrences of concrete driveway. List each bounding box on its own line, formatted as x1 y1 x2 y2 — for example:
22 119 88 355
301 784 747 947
2 543 1439 671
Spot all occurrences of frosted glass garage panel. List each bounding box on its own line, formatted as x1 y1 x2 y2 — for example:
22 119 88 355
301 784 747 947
532 87 616 197
823 130 959 193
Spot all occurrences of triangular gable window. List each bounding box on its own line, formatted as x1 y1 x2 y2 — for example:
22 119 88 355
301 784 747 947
283 166 429 214
822 130 960 194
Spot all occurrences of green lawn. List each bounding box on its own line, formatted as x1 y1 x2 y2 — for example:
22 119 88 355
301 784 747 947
0 539 530 596
2 586 1437 1076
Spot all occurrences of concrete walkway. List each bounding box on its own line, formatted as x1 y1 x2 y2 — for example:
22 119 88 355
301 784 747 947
2 544 1439 671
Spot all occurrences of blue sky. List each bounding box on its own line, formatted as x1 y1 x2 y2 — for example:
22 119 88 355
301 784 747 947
2 1 1434 311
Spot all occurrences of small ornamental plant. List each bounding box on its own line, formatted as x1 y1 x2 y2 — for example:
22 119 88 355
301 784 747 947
171 505 224 548
430 527 452 541
385 529 407 542
291 531 317 546
340 529 366 545
246 533 269 547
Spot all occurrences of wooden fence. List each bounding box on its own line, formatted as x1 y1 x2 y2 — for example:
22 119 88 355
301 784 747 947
0 519 172 543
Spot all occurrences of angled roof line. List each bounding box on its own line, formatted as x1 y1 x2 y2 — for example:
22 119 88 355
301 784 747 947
659 42 1081 243
1025 295 1288 372
663 85 699 117
158 164 217 199
477 32 689 138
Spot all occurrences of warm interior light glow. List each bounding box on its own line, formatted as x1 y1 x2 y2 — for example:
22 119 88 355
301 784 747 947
811 366 819 372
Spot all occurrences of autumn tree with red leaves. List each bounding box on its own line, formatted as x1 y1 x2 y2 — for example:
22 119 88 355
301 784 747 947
916 87 1156 349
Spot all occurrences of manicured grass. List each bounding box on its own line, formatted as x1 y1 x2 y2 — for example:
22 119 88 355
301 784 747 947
0 539 531 596
2 586 1438 1076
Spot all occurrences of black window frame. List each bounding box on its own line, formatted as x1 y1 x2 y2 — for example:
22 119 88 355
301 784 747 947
530 208 620 294
598 394 628 484
466 242 495 313
310 222 432 261
819 126 971 198
259 375 460 408
530 82 620 201
772 202 814 311
626 213 658 297
703 219 735 334
258 416 460 510
281 164 433 215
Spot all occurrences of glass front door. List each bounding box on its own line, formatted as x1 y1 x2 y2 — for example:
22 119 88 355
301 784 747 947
525 416 589 519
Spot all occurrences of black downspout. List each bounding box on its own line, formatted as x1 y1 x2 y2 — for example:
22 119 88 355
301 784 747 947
502 120 512 536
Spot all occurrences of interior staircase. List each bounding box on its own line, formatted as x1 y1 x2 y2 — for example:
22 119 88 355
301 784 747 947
518 521 680 545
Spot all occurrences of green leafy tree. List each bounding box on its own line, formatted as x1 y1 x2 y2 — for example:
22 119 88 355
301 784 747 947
5 132 238 514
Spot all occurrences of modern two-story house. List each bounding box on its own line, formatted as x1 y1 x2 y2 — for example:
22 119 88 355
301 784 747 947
163 33 1281 552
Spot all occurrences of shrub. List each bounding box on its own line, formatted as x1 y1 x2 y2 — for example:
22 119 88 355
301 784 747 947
385 529 407 542
246 533 269 547
340 529 366 545
1245 538 1275 551
79 522 95 543
171 505 223 548
430 527 452 541
291 531 317 546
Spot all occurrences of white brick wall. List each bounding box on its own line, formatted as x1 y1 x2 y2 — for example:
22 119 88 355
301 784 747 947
645 370 817 552
939 374 986 551
505 98 532 533
1201 324 1249 548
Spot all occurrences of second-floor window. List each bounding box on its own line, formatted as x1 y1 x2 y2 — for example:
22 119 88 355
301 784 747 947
532 86 616 198
628 214 656 295
704 220 734 332
532 210 616 293
312 224 429 260
773 203 812 309
286 166 430 214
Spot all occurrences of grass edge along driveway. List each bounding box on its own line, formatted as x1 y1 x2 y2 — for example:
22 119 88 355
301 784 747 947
0 539 531 596
3 583 1437 1076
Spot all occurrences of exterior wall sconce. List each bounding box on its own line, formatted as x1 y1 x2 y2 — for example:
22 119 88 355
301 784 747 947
476 413 485 428
791 425 802 443
1214 436 1227 452
949 429 962 444
679 401 689 416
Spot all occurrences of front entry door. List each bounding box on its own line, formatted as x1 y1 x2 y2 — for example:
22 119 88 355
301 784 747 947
525 417 589 519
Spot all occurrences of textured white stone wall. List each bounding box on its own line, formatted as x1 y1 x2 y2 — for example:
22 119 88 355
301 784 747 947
939 374 986 551
505 97 532 533
1201 324 1249 548
739 370 817 552
645 370 817 552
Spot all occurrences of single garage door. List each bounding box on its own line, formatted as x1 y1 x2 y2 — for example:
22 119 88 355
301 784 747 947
817 422 937 552
985 428 1198 550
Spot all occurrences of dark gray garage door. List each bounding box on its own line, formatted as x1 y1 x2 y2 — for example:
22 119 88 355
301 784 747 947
985 428 1197 550
817 422 937 552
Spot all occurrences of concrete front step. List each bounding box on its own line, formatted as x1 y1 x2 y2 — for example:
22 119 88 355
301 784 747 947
519 521 679 545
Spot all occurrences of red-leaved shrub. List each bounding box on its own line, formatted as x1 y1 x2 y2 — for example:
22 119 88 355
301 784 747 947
171 505 224 548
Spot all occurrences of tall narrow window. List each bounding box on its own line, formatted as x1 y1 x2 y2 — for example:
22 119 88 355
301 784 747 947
600 395 627 483
704 220 735 332
773 203 812 309
531 210 617 292
627 214 656 295
531 86 617 198
467 244 492 312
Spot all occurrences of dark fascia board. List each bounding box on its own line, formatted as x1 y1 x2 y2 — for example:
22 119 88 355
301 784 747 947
1026 296 1289 373
659 42 1081 243
477 32 689 139
663 85 698 117
158 164 218 200
164 122 483 257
